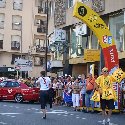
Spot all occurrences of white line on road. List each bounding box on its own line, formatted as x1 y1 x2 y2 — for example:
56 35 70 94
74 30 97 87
98 121 118 125
63 115 68 116
0 113 21 115
76 117 80 119
3 105 7 107
0 122 7 125
11 116 16 118
82 118 86 120
35 111 74 114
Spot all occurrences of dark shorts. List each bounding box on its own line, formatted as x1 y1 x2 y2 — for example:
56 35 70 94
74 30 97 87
101 99 114 110
40 90 49 109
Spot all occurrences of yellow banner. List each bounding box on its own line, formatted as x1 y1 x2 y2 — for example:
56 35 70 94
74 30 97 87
84 49 100 62
73 2 115 48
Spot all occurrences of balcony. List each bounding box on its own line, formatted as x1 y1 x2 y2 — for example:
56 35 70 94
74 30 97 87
37 27 46 33
38 6 47 14
36 45 46 53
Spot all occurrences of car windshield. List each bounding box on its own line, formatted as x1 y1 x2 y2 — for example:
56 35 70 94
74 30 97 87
0 82 6 87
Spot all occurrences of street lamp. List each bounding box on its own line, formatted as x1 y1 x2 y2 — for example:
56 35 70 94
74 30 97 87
45 0 48 76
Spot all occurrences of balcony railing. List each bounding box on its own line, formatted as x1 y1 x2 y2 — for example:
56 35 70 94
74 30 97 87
0 40 3 49
36 45 46 53
38 6 47 14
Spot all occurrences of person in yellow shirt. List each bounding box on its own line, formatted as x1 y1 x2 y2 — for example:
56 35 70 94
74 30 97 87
95 67 116 125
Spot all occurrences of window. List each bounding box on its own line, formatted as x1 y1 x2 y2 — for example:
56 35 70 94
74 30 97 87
34 57 44 66
13 0 23 10
37 0 47 14
0 13 5 29
0 0 6 8
12 15 22 30
11 35 21 50
34 39 46 53
91 32 98 49
109 13 124 52
0 33 3 49
35 19 46 33
68 0 73 8
11 54 25 64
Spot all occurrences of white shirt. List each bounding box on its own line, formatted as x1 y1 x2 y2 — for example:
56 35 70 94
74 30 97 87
36 77 49 90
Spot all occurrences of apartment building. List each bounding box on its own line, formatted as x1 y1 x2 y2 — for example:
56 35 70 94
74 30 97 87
0 0 49 78
47 0 125 77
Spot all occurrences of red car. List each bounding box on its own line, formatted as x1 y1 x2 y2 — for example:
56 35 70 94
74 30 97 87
0 80 40 103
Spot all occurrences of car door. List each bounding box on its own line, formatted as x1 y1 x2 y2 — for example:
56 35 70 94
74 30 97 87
0 82 6 99
5 81 19 100
1 81 9 99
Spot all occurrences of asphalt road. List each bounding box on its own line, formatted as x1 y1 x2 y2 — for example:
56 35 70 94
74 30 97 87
0 101 125 125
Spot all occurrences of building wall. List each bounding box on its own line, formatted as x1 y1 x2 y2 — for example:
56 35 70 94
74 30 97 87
0 0 47 78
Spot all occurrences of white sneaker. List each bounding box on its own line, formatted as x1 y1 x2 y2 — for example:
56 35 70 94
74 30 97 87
102 119 106 125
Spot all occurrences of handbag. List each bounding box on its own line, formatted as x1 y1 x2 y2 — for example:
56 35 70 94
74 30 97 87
91 91 100 102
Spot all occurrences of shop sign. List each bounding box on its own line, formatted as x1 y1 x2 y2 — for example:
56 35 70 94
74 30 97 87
54 29 66 42
84 49 100 62
14 58 33 71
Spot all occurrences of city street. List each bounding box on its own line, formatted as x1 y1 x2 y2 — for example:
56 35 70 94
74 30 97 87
0 102 124 125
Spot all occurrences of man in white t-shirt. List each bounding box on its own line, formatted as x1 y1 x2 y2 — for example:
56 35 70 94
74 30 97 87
36 71 49 119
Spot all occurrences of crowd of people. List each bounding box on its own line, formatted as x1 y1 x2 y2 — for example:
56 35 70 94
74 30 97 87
34 68 125 124
1 67 125 124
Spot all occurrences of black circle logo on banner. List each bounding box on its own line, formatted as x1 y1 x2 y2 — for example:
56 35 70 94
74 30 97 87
78 6 87 17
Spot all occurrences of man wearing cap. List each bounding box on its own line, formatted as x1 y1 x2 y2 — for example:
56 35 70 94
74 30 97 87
95 67 116 125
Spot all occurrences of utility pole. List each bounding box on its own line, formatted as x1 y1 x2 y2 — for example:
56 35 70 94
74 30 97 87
45 0 48 76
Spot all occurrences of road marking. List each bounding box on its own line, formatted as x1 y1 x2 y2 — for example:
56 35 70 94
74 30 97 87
0 113 21 115
27 109 31 110
15 107 19 109
57 114 61 115
82 118 86 120
3 105 7 107
98 121 118 125
11 116 16 118
70 114 74 115
10 106 13 108
0 122 7 125
76 117 80 119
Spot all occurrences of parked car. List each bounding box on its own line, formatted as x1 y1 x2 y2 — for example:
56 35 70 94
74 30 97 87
0 80 40 103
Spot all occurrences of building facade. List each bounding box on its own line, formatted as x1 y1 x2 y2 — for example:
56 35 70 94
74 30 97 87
0 0 50 78
47 0 125 77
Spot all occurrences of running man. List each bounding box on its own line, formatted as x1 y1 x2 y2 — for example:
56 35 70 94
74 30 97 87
36 71 50 119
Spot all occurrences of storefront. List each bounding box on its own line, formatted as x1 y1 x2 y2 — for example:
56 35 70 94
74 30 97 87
0 67 16 78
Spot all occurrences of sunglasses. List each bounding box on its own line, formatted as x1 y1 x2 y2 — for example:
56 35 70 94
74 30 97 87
103 70 108 73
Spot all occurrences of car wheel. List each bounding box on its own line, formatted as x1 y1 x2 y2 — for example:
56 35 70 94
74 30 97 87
29 100 35 104
15 94 23 103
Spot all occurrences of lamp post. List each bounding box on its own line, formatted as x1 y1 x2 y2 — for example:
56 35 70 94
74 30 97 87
45 0 48 76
